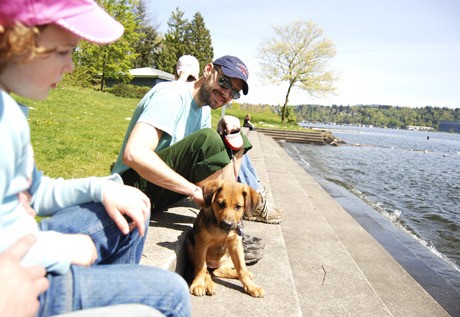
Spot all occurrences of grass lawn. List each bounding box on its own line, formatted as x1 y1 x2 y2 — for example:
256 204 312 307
15 86 137 178
14 86 302 179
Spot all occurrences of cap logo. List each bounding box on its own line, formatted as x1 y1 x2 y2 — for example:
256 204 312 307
236 63 248 79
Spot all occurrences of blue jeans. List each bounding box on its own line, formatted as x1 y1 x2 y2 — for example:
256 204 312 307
56 304 164 317
238 154 262 190
38 202 191 317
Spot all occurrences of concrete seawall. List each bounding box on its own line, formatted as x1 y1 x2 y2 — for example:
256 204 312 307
141 129 452 316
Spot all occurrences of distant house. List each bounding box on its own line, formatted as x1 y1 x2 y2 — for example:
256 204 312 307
438 121 460 133
106 67 175 88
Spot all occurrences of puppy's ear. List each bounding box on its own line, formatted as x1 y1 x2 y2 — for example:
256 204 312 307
202 180 223 207
242 184 261 216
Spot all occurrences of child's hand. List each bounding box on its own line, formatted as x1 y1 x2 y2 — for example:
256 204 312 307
17 191 36 217
64 234 97 266
101 181 151 237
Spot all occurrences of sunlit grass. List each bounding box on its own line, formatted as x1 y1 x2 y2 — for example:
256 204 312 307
14 86 307 179
16 86 138 178
223 106 301 130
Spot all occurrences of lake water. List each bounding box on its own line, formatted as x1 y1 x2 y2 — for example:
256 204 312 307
285 124 460 274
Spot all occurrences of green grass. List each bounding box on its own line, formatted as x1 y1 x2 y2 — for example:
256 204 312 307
223 106 299 130
15 86 308 179
16 86 138 178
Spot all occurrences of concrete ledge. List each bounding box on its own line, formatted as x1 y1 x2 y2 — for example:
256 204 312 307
141 202 198 274
256 127 326 144
140 129 450 317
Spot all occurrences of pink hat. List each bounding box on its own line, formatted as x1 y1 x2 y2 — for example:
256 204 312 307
0 0 124 44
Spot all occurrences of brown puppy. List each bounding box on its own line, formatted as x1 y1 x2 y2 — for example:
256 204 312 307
187 179 265 297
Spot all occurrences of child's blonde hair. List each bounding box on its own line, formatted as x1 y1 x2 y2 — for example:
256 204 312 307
0 23 47 74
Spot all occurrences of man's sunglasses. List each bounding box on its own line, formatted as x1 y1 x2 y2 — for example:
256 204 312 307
215 68 241 100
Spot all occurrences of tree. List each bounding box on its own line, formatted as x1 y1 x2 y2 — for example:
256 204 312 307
281 105 297 123
71 0 139 91
257 20 338 123
132 0 161 68
156 8 214 76
156 7 189 74
186 12 214 72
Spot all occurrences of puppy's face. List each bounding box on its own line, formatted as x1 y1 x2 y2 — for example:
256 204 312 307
202 180 260 232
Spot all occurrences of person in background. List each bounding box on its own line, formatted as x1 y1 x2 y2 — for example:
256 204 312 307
175 55 200 82
0 0 190 316
243 113 255 130
238 112 285 225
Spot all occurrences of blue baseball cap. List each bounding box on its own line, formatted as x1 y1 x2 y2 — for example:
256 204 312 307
213 55 249 95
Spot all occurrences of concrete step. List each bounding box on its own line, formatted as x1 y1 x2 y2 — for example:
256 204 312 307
256 127 326 144
258 132 449 316
141 130 450 317
189 128 302 316
280 140 460 316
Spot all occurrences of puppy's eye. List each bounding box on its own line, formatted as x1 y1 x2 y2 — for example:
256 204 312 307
235 204 242 210
218 201 226 208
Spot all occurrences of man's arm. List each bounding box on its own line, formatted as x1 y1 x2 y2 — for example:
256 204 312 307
122 122 204 204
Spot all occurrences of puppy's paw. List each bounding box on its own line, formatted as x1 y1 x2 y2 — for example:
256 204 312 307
190 281 206 296
245 284 265 298
190 279 216 296
204 278 216 295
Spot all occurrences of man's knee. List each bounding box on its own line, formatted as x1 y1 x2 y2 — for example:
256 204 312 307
193 128 222 145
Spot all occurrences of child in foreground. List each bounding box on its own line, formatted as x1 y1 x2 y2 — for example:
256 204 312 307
0 0 190 316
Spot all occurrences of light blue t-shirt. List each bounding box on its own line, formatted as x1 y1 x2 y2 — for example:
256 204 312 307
0 90 122 274
112 81 211 175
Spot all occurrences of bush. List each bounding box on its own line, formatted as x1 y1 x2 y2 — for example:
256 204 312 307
109 83 151 99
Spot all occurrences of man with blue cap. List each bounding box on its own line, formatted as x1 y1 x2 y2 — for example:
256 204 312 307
112 55 284 231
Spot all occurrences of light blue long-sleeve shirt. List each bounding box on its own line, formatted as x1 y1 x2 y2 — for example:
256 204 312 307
0 90 122 274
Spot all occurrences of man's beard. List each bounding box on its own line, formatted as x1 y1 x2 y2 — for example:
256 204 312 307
198 80 224 109
198 80 212 106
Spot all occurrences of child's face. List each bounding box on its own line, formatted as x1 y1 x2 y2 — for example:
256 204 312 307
0 24 80 100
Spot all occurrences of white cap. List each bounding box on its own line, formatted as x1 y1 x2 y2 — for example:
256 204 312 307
176 55 200 81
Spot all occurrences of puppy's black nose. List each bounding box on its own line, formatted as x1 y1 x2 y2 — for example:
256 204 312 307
220 220 234 231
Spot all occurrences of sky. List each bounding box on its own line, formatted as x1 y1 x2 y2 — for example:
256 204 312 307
147 0 460 109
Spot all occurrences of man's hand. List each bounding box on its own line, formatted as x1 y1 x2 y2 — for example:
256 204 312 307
217 115 241 135
0 234 49 317
101 181 151 236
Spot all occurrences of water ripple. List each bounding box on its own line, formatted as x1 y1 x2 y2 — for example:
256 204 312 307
293 124 460 272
